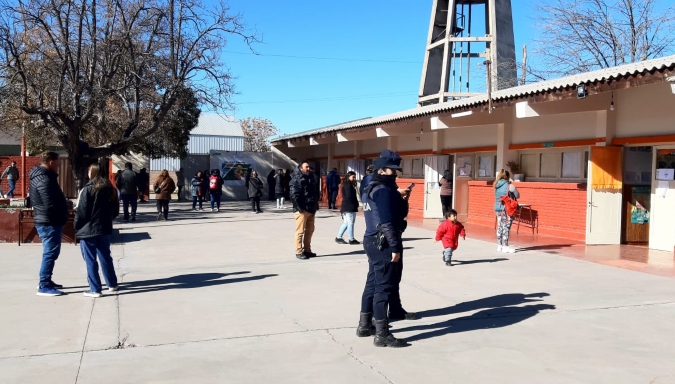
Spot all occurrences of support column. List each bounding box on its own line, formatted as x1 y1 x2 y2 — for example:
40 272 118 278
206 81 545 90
432 131 443 154
496 121 514 175
387 136 398 152
595 110 613 146
354 140 362 159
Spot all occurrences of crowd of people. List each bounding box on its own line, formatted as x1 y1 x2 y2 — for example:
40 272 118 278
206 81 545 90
28 149 522 350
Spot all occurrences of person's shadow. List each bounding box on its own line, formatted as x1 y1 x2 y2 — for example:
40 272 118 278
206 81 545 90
117 272 278 296
393 304 556 342
415 292 550 319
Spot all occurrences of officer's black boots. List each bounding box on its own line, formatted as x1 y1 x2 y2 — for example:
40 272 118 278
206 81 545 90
356 312 375 337
373 319 408 348
388 310 419 322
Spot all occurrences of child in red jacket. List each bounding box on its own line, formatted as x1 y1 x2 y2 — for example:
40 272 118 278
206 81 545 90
435 209 466 267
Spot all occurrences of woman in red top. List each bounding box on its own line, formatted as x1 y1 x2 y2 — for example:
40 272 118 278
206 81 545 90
435 208 466 267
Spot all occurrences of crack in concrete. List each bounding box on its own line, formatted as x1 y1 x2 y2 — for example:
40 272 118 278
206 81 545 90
325 330 394 384
74 299 96 384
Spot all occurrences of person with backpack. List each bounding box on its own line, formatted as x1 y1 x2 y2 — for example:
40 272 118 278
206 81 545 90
209 169 224 212
191 171 205 211
248 170 264 213
326 168 341 210
74 163 120 297
494 169 520 253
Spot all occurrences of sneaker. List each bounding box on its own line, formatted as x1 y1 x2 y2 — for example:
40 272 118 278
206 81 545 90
497 245 503 252
445 261 453 267
303 251 317 258
108 286 119 292
296 253 309 260
157 213 162 221
348 239 361 245
131 216 136 222
192 208 196 212
36 282 64 290
257 210 263 213
199 208 204 211
335 237 348 244
36 287 64 296
216 208 220 212
123 219 129 223
502 246 516 253
211 208 214 212
83 290 102 298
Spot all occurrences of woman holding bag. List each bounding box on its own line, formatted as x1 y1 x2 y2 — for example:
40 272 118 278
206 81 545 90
154 170 176 221
494 170 520 253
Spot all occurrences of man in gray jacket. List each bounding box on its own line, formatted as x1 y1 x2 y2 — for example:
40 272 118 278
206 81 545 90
1 160 19 199
116 163 138 222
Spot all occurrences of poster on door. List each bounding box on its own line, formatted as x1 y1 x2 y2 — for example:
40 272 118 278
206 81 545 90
630 186 650 224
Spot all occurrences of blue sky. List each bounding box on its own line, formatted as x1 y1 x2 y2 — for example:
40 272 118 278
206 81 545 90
221 0 539 135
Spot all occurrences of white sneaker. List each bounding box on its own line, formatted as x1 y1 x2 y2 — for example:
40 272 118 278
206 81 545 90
108 286 119 292
497 245 502 252
502 246 516 253
210 208 214 212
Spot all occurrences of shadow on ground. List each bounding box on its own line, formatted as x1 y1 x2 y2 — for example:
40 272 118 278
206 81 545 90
452 258 509 265
318 246 415 258
116 272 278 296
415 292 551 319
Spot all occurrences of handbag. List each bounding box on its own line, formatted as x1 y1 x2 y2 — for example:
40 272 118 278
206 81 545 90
154 181 166 194
500 190 518 217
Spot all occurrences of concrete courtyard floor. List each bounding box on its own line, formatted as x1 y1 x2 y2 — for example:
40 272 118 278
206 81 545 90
2 200 675 384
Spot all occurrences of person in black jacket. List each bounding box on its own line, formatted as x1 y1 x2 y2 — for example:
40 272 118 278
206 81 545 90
137 168 149 202
248 170 264 213
274 169 286 209
290 161 318 260
31 151 69 297
117 162 138 222
75 163 120 297
335 171 360 245
356 149 415 348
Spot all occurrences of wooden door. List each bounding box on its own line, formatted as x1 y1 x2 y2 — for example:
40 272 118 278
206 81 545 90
622 185 650 244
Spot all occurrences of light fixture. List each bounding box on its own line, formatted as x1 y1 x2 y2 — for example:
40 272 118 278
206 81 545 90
576 84 587 99
451 110 473 118
420 127 424 135
610 92 615 111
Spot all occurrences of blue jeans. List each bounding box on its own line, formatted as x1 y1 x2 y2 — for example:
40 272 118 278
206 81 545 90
192 195 203 210
337 212 356 240
121 194 137 221
328 189 338 207
443 247 454 262
210 194 221 210
7 179 15 198
37 225 64 289
360 237 398 320
79 235 118 292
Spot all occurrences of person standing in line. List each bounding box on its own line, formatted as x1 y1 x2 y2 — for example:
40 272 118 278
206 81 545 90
137 168 149 203
209 169 224 212
244 168 252 199
202 169 211 202
356 150 410 347
1 160 19 199
31 152 69 297
335 171 360 245
494 169 520 253
248 170 264 213
153 170 176 221
114 170 123 200
74 163 120 297
117 162 138 222
435 209 465 267
359 165 374 200
309 166 321 202
175 168 185 201
267 170 276 201
326 167 341 210
190 171 204 211
439 169 453 217
290 161 318 260
275 169 286 209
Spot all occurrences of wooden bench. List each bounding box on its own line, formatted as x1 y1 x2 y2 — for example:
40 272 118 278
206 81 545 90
18 210 77 246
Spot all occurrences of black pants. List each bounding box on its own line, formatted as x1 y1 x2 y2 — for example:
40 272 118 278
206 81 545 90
440 195 452 216
121 194 137 220
328 189 338 208
156 199 169 219
177 186 184 200
360 236 399 320
192 195 203 210
251 196 260 212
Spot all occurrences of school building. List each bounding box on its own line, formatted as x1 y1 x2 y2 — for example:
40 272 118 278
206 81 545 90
271 55 675 252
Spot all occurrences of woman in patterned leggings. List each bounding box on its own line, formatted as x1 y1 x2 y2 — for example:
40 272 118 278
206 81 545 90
494 170 520 253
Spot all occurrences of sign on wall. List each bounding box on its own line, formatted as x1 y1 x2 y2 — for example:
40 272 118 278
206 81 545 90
210 152 257 185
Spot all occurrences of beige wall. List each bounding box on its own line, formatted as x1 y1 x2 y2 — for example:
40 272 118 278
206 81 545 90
649 146 675 252
512 111 597 144
616 84 675 138
361 137 388 155
442 125 497 149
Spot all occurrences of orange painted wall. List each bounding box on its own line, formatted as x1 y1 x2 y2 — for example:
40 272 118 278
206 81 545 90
467 181 587 241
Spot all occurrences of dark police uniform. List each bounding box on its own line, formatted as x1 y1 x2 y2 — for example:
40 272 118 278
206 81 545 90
356 150 409 348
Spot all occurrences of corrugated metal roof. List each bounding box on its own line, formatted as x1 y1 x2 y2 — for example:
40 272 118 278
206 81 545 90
191 113 244 137
275 117 373 141
273 55 675 142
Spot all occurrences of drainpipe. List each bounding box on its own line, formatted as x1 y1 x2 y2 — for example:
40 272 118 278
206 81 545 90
21 123 26 199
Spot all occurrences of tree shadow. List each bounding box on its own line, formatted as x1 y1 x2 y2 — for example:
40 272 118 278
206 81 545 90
393 304 556 342
415 292 550 319
452 258 509 265
116 272 278 296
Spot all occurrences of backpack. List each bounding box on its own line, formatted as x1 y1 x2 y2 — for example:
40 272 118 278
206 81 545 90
500 190 518 217
209 175 219 191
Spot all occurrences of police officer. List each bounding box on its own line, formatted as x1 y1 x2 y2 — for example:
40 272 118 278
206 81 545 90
356 149 413 348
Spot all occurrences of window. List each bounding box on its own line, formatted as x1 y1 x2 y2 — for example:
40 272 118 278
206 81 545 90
478 155 495 178
519 149 588 180
521 153 538 178
400 157 424 178
412 159 424 177
337 160 347 175
562 152 582 178
540 153 560 178
456 155 473 177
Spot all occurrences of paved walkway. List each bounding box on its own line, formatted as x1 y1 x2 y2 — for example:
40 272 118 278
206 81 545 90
2 201 675 383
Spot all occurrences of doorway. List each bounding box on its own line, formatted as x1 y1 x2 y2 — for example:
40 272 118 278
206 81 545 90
621 146 652 244
423 155 451 219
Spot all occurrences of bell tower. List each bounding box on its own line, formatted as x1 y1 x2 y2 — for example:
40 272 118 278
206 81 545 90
418 0 517 106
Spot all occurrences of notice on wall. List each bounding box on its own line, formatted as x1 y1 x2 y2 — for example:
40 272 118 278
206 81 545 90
656 149 675 180
630 186 650 224
656 180 669 198
210 151 256 185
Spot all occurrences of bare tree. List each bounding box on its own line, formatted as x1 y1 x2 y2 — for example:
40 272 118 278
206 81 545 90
240 117 278 152
0 0 257 186
533 0 675 78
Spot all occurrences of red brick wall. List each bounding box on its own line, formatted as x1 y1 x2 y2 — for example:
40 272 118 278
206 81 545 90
0 156 41 197
467 181 587 241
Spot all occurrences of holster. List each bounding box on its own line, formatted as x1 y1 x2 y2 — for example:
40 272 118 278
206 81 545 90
375 224 387 251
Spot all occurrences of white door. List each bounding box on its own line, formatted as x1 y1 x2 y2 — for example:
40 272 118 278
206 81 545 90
424 155 449 219
586 147 623 244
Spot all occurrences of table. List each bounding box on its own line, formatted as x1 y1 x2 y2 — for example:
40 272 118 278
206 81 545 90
515 204 536 234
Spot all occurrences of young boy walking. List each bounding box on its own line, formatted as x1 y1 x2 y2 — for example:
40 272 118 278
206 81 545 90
435 209 466 266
